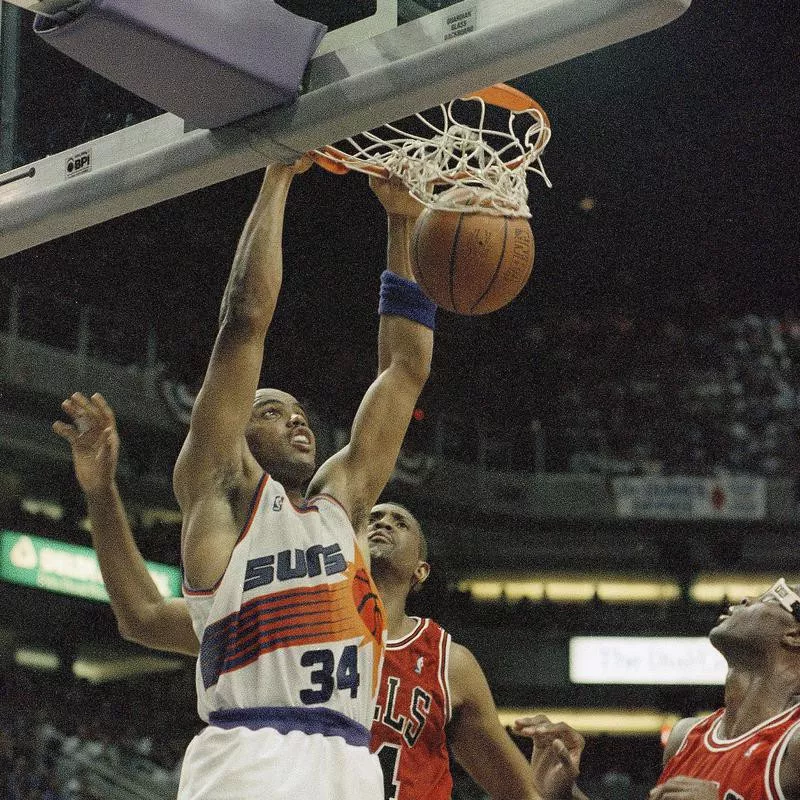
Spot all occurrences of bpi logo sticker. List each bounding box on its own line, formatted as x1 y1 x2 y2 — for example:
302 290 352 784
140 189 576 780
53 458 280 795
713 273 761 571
65 149 92 178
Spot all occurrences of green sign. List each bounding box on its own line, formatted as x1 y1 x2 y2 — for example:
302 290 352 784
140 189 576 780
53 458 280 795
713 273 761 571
0 530 182 602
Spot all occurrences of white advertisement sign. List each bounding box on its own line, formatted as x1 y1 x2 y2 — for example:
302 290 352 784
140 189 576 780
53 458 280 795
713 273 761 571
570 637 727 685
612 475 766 521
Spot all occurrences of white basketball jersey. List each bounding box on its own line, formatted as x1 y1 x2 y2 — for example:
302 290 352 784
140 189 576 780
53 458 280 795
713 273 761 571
183 473 385 732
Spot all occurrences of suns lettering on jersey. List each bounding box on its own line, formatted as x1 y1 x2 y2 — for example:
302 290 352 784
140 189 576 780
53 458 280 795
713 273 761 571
374 676 433 748
243 543 347 590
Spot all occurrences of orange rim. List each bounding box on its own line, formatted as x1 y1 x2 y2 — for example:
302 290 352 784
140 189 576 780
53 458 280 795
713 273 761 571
464 84 551 151
311 83 548 177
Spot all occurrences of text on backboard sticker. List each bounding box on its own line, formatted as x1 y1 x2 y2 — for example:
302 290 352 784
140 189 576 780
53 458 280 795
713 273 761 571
65 149 92 179
443 2 478 41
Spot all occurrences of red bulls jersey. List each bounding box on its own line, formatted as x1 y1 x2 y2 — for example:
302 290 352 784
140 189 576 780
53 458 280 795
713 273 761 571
658 703 800 800
371 617 452 800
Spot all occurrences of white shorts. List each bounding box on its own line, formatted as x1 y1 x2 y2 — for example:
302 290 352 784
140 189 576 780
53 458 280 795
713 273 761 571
177 725 383 800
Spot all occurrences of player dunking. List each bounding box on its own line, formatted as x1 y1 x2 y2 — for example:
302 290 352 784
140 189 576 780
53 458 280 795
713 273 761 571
175 160 435 800
55 179 577 800
520 580 800 800
57 161 434 800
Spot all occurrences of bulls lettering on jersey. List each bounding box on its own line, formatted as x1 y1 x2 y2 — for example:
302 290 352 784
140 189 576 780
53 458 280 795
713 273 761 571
658 703 800 800
183 473 385 730
371 617 452 800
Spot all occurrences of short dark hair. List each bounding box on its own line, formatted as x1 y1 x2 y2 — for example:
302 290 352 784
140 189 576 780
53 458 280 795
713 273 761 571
387 502 428 562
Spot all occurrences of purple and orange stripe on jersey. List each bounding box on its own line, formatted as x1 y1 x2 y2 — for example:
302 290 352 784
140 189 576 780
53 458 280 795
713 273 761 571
200 571 379 689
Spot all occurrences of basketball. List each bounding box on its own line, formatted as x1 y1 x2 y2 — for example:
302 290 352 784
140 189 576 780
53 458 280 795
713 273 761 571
410 187 535 315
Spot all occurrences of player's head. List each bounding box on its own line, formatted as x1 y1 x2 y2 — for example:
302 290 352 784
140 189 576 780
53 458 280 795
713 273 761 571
245 389 316 487
367 502 430 594
709 578 800 668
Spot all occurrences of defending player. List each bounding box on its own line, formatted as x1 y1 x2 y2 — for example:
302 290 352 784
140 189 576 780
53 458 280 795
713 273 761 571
519 581 800 800
85 159 430 800
55 396 579 800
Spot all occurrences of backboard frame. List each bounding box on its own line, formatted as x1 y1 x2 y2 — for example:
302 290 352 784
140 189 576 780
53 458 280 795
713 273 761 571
0 0 691 257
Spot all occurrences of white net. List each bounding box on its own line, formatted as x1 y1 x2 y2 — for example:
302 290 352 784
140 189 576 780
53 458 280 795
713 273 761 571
313 89 552 217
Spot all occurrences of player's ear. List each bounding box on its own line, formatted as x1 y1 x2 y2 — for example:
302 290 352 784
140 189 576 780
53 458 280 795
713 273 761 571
411 561 430 592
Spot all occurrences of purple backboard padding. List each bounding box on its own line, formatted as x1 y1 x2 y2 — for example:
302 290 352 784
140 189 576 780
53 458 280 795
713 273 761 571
34 0 327 128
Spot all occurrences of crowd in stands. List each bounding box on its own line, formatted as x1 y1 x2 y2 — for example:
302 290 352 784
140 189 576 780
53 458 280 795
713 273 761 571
429 311 800 476
4 275 800 479
1 666 196 800
543 312 800 476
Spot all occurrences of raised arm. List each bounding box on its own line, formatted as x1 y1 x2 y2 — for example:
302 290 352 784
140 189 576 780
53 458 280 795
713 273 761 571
308 177 433 529
54 393 199 656
447 643 542 800
174 159 309 588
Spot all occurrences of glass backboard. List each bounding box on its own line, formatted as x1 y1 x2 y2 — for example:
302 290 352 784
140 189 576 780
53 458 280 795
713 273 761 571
0 0 690 257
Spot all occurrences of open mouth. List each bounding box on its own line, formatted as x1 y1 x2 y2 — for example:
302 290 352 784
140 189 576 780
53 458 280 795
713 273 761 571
368 531 393 546
716 606 735 624
290 432 312 449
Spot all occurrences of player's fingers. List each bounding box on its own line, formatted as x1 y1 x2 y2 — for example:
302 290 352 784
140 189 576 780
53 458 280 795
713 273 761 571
91 392 116 424
520 719 583 745
528 728 571 744
52 420 78 444
61 396 81 419
649 787 684 799
293 154 314 173
552 740 579 776
70 392 91 411
657 777 698 788
62 395 94 427
514 714 552 732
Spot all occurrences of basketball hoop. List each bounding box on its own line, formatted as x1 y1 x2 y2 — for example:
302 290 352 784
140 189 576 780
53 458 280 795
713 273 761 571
311 84 551 218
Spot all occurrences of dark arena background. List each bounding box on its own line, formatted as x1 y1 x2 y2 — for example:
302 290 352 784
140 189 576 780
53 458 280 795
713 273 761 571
0 0 798 797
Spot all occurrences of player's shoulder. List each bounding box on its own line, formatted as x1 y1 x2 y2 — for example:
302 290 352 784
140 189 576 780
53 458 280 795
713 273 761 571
446 640 488 709
447 640 471 672
662 716 705 765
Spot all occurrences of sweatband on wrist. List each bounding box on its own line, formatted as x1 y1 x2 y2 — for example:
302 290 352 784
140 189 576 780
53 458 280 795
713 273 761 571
378 270 437 330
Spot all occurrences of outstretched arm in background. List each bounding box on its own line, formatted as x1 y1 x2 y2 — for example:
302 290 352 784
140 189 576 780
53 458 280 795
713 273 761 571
515 715 589 800
54 392 198 657
308 176 433 538
444 643 543 800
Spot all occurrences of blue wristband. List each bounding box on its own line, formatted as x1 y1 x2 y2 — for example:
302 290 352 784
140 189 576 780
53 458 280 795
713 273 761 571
378 270 437 330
